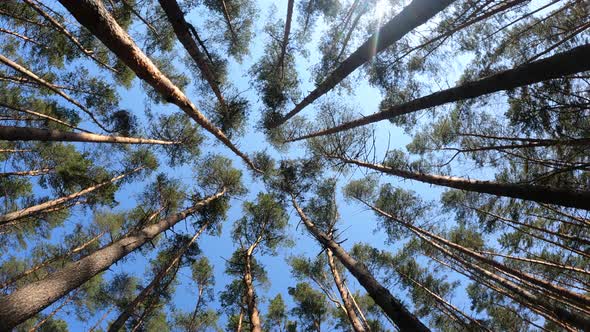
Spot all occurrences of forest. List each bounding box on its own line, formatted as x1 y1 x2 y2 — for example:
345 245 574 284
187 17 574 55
0 0 588 331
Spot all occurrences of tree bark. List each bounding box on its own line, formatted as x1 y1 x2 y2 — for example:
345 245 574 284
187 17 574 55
219 0 239 45
290 195 430 332
333 156 590 211
0 189 225 329
108 220 211 331
56 0 260 172
28 289 78 332
273 0 455 128
326 248 366 332
0 167 143 224
0 126 179 145
0 168 53 177
243 251 263 332
290 43 590 140
158 0 227 109
278 0 295 77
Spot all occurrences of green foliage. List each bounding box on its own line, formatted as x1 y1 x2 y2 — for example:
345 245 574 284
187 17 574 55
197 154 246 195
288 282 330 331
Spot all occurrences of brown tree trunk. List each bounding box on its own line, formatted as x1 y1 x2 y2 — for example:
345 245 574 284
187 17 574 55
290 43 590 140
0 167 143 224
158 0 227 109
0 189 225 330
0 231 105 289
273 0 455 127
0 168 53 177
290 195 430 332
0 126 179 145
57 0 259 172
219 0 239 45
108 220 212 331
236 307 244 332
278 0 295 77
335 156 590 211
326 248 366 332
243 248 262 332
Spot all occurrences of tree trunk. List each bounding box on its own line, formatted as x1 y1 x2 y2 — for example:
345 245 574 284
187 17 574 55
108 220 211 331
0 54 112 132
290 195 430 332
243 249 262 332
273 0 455 127
335 156 590 211
0 27 50 50
236 307 244 332
0 167 143 224
0 126 179 145
326 248 366 332
219 0 239 45
28 289 78 332
2 100 88 132
158 0 227 109
365 201 590 309
0 231 105 289
57 0 260 172
0 189 225 330
0 168 53 177
290 43 590 140
278 0 295 77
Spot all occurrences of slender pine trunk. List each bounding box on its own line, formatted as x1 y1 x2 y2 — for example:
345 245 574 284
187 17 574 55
0 168 53 177
278 0 295 77
0 189 225 330
326 248 366 332
0 126 179 145
243 248 262 332
334 156 590 211
290 195 430 332
290 43 590 140
108 220 212 331
0 167 143 224
273 0 455 127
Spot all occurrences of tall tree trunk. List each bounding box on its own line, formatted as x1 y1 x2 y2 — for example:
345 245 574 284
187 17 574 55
278 0 295 77
57 0 260 172
290 43 590 140
243 248 262 332
0 189 225 329
326 248 366 332
0 167 143 224
290 195 430 332
236 306 244 332
0 168 53 177
0 126 179 145
0 102 90 133
334 156 590 211
219 0 239 45
0 54 112 133
363 200 590 315
22 0 117 73
158 0 227 109
0 231 105 289
417 230 590 330
108 220 212 331
273 0 455 128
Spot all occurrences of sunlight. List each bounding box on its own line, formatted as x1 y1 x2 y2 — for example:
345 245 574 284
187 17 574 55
374 0 389 20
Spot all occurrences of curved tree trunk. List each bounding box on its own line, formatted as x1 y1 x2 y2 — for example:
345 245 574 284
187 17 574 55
0 126 179 145
158 0 227 109
290 195 430 332
273 0 455 128
243 252 263 332
0 189 225 330
0 167 143 224
326 248 366 332
108 220 212 331
291 43 590 140
333 156 590 211
57 0 260 172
